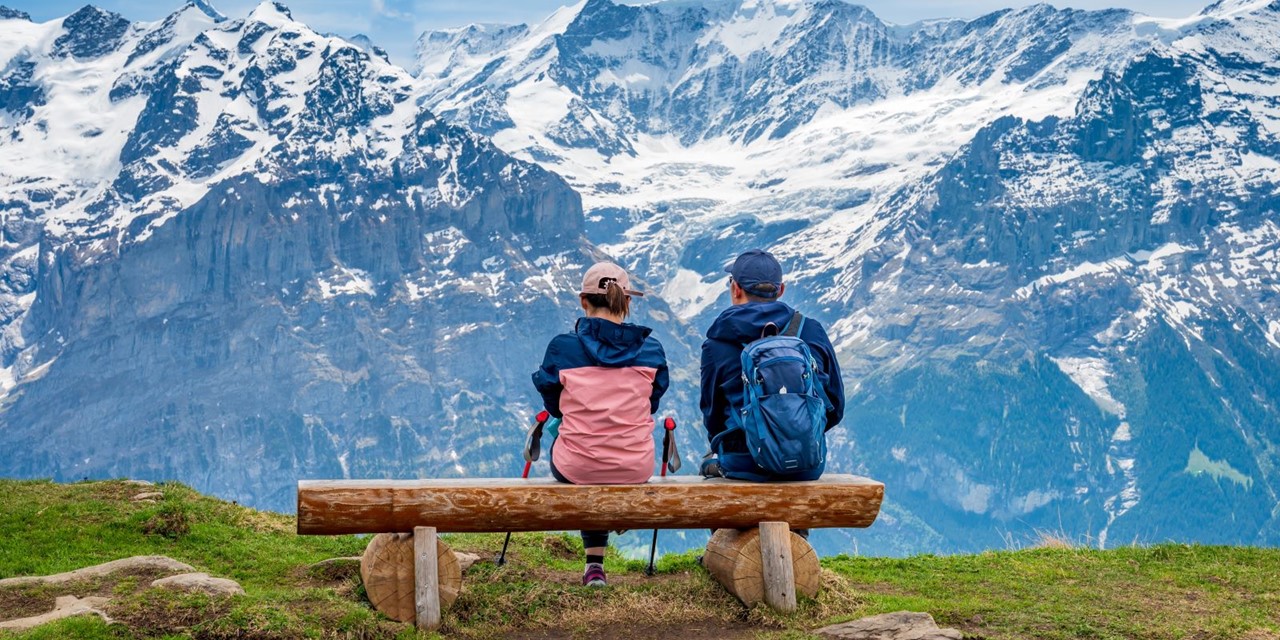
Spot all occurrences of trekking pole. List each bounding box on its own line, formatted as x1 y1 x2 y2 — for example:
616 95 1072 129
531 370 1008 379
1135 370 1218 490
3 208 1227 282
646 416 679 576
499 410 550 566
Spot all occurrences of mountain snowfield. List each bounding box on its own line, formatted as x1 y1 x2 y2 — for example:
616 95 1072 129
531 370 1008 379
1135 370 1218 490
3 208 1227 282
415 0 1173 315
0 0 1276 556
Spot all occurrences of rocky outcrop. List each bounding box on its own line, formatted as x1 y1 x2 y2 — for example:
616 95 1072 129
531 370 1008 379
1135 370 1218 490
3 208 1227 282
0 6 30 21
151 573 245 596
816 612 963 640
52 6 131 59
0 556 195 588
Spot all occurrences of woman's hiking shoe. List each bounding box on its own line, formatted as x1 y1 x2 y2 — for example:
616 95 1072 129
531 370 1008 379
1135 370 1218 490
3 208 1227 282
582 563 607 587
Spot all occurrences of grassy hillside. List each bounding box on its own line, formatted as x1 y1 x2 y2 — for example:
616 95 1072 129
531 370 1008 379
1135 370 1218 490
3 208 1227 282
0 479 1277 639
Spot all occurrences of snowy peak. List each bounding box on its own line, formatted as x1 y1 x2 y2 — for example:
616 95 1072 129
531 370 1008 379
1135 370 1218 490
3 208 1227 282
1199 0 1278 18
0 6 29 21
414 23 529 77
188 0 227 22
246 1 295 27
125 2 223 67
53 6 132 59
415 0 1160 173
342 33 390 63
0 0 578 252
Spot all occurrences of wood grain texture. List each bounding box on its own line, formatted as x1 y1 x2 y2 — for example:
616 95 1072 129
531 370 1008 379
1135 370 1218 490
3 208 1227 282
703 527 819 607
414 527 440 631
760 522 797 613
360 532 461 624
298 474 884 535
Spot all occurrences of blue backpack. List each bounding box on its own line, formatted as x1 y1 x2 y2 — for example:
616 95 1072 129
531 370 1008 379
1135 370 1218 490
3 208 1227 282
712 311 830 477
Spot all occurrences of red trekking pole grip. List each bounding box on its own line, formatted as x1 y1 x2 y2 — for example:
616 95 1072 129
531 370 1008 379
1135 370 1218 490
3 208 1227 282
663 416 676 431
536 410 550 423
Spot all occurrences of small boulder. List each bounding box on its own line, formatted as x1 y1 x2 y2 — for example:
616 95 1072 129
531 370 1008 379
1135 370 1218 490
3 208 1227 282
815 611 963 640
151 573 244 596
132 492 164 502
455 552 481 572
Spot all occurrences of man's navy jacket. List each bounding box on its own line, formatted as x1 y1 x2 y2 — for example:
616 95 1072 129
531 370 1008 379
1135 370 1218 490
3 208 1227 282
700 301 844 477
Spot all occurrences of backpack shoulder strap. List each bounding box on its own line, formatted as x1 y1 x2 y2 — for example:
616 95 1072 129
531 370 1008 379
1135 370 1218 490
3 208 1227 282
781 311 805 338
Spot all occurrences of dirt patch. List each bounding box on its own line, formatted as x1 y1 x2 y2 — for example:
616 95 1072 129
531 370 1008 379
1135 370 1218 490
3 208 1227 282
0 586 54 621
0 566 192 623
293 559 367 605
82 481 149 503
1241 631 1280 640
298 557 362 584
106 588 235 638
540 535 582 561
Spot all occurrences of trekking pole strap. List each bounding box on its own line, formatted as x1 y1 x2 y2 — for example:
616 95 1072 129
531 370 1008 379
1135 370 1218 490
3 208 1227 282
660 417 681 475
522 411 551 463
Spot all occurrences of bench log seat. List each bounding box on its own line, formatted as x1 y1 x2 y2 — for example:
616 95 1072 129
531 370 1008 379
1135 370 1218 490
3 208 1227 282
296 474 884 629
297 475 884 535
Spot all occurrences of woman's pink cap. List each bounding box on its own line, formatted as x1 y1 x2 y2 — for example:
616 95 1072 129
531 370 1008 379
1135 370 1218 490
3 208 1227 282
581 262 644 297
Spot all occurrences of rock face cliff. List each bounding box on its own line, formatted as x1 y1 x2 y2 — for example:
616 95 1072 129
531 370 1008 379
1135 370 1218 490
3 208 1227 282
0 3 697 512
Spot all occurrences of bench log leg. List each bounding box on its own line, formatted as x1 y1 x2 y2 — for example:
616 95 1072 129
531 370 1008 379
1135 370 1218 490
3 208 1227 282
759 522 797 613
414 526 441 630
704 526 819 609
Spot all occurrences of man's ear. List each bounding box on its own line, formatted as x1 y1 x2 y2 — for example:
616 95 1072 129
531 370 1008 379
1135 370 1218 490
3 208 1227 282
777 283 785 299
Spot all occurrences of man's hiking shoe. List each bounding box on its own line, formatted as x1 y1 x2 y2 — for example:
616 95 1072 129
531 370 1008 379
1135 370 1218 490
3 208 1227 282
582 563 607 587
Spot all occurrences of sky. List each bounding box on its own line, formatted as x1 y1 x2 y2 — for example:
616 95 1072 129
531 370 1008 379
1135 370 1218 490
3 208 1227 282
9 0 1215 68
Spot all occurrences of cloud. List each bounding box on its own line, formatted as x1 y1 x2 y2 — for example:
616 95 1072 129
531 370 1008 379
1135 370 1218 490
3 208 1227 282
371 0 417 21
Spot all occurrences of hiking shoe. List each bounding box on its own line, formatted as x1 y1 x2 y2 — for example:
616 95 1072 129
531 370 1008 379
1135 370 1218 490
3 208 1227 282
582 562 607 587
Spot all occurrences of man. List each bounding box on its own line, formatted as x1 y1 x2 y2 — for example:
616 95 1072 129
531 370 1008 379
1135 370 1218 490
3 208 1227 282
699 249 844 481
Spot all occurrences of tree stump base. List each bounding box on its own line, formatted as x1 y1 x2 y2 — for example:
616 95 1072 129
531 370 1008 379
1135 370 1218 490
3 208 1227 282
703 525 820 609
360 532 461 624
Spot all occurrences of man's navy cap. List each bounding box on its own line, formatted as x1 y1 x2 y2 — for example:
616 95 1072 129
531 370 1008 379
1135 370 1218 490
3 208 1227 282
726 249 783 299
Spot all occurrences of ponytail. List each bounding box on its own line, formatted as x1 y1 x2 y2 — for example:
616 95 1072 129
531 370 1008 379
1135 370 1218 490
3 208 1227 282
604 280 629 318
582 279 631 319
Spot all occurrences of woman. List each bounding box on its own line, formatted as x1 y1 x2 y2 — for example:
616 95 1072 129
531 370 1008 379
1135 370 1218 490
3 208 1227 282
531 262 669 587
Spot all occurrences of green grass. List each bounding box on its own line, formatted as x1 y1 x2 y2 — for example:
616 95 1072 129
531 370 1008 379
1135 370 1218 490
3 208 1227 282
1 479 1278 639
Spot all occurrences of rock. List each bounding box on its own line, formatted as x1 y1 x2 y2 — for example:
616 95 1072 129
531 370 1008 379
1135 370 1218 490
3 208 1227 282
150 572 244 596
132 492 164 501
123 480 155 487
0 595 112 630
455 551 481 572
815 611 963 640
0 556 195 587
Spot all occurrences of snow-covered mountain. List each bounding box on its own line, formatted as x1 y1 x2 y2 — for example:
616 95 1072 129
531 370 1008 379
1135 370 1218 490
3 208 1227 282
418 0 1280 552
0 2 701 519
415 0 1178 319
2 0 1276 556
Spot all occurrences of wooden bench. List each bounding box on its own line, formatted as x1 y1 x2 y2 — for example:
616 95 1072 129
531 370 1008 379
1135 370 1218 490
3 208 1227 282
297 475 884 630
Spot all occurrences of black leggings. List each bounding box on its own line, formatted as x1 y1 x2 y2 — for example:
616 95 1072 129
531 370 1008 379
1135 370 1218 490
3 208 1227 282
549 446 609 550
